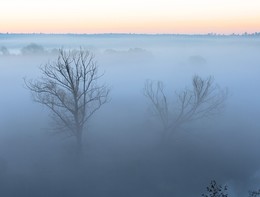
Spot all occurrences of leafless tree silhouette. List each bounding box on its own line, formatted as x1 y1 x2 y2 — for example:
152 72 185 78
144 75 227 139
25 48 110 153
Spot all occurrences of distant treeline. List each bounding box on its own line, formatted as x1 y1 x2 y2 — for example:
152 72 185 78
0 32 260 38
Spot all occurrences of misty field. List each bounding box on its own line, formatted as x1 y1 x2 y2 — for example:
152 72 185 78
0 34 260 197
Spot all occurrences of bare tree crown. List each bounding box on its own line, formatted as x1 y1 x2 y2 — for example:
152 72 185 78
25 49 109 140
144 75 227 137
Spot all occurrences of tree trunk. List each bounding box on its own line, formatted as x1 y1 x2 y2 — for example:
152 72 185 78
76 133 82 156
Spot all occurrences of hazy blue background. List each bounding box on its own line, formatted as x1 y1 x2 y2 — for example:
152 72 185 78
0 34 260 197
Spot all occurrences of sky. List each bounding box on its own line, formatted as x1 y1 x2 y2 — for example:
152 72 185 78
1 0 260 34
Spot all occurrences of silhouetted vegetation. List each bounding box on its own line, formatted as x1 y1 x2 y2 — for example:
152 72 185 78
202 180 228 197
0 46 10 56
25 48 110 154
21 43 45 55
144 75 228 140
249 189 260 197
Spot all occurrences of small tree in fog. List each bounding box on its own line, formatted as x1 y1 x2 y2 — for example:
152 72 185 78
21 43 45 55
25 48 110 153
0 46 10 56
144 75 227 139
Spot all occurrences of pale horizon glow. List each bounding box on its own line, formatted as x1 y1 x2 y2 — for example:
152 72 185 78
1 0 260 34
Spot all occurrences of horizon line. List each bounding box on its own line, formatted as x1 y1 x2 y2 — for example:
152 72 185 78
1 32 260 36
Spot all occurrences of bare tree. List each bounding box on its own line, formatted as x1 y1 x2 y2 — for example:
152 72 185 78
144 75 227 139
25 48 110 153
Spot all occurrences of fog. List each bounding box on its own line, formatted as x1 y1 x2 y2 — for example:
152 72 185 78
0 34 260 197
